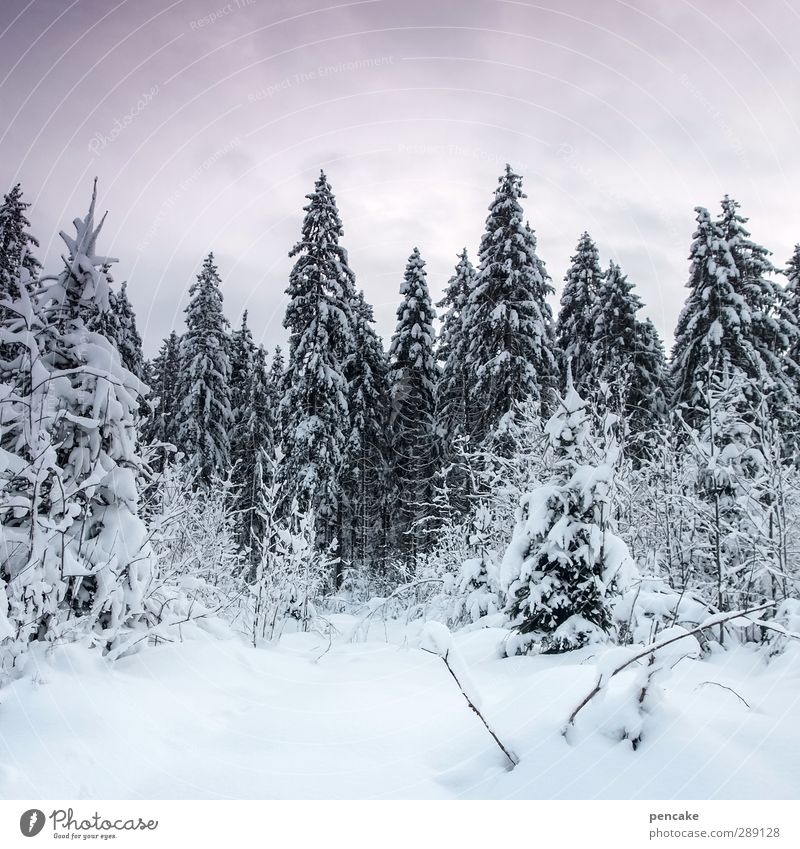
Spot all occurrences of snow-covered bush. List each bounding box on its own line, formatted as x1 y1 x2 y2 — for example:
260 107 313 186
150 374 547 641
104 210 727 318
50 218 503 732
760 598 800 658
571 627 702 750
248 460 331 643
449 504 502 626
147 461 243 605
612 575 714 646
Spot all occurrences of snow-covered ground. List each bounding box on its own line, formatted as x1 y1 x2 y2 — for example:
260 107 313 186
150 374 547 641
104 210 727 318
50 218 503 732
1 618 799 800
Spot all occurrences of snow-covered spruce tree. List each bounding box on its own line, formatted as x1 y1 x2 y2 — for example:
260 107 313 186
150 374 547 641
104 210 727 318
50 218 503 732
0 183 41 302
626 317 668 461
589 261 642 412
589 261 667 455
0 184 154 672
229 310 256 439
501 377 635 654
174 252 232 487
784 244 800 425
388 248 439 565
555 231 603 394
670 207 759 431
0 184 41 381
266 344 285 447
233 343 276 574
717 196 799 430
433 249 478 520
465 165 556 452
110 281 144 379
143 330 181 469
228 310 258 549
341 289 390 574
280 172 355 583
436 248 477 457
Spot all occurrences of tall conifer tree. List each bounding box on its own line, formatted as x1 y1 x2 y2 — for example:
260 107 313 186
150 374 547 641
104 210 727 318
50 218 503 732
235 343 274 570
783 244 800 406
436 249 477 454
174 253 232 486
555 232 603 394
280 172 356 580
465 165 556 450
0 184 41 383
111 281 144 379
671 207 754 430
0 183 40 302
144 330 181 464
387 248 439 563
230 311 256 436
717 197 798 428
342 290 390 570
0 184 154 670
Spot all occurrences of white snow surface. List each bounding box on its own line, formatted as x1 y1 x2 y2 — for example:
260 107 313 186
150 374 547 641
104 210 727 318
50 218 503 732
1 618 799 800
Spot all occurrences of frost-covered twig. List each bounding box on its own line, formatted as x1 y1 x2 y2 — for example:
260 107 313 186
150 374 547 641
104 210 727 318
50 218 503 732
695 681 751 709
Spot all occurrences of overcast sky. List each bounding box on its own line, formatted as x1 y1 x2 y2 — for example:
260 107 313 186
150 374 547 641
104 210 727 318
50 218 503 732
1 0 798 356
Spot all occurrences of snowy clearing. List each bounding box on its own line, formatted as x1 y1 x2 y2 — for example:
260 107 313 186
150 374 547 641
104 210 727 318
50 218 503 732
2 619 799 800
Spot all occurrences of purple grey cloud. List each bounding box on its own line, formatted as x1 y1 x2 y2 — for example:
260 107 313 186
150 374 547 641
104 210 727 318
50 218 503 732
1 0 798 354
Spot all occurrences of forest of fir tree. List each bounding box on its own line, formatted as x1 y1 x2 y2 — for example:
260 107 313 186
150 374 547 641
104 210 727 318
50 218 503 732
2 164 800 676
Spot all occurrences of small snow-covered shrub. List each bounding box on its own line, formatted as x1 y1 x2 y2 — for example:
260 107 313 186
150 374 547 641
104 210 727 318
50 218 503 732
612 576 714 646
569 626 702 750
248 480 331 643
502 382 637 654
760 598 800 658
452 556 501 625
148 462 243 599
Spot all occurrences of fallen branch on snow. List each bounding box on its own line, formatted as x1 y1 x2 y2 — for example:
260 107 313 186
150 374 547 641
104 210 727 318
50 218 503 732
421 622 518 769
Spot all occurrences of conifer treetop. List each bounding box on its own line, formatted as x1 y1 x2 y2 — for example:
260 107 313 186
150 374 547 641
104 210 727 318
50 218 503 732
466 165 556 441
0 182 41 297
59 180 116 309
389 247 438 397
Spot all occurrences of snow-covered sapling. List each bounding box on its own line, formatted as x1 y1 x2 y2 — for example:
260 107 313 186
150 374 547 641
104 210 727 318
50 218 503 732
502 377 636 654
